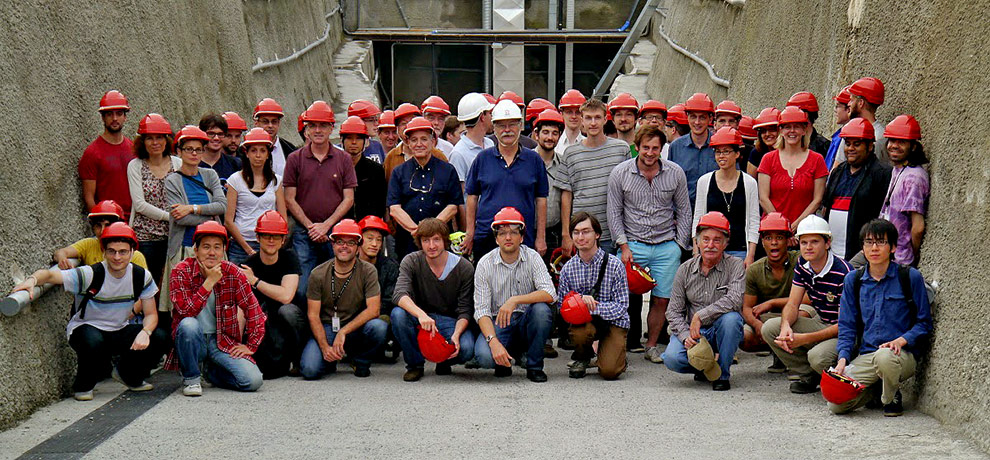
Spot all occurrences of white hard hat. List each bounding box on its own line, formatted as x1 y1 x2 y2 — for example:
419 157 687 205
457 92 495 122
491 99 523 122
795 215 832 238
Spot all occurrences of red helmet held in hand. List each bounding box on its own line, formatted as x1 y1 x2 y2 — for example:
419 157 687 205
560 291 592 325
417 327 457 363
626 262 657 295
821 370 864 405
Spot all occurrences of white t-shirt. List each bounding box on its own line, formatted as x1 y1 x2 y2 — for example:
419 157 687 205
62 262 157 338
227 172 281 242
437 138 454 156
554 131 586 156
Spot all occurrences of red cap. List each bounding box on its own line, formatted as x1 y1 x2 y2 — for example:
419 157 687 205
302 101 335 124
421 96 451 115
255 210 289 235
709 126 743 148
253 98 284 118
558 89 587 109
378 110 396 129
667 104 689 125
778 106 809 125
759 212 791 234
100 222 139 249
394 103 423 123
753 108 781 129
607 93 640 114
358 215 390 235
137 113 172 135
240 127 274 148
330 219 363 240
640 100 668 116
738 116 757 140
416 328 457 363
839 117 876 140
403 117 435 137
339 116 369 136
482 93 498 105
626 262 657 295
821 370 864 405
534 109 565 127
786 92 820 112
491 206 525 230
849 77 885 105
98 90 130 112
175 125 210 146
222 112 248 131
714 100 742 117
697 211 730 235
526 98 556 122
193 221 228 243
560 291 592 325
683 93 715 113
347 100 381 119
884 114 922 140
833 85 852 105
89 200 125 221
498 91 524 108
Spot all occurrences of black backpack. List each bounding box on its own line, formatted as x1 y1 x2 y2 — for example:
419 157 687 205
850 264 931 356
72 263 146 319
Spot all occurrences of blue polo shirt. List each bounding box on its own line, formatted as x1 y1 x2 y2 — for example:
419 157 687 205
465 145 549 246
387 155 463 223
836 263 932 362
667 130 718 209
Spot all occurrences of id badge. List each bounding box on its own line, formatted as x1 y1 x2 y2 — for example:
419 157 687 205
332 315 341 332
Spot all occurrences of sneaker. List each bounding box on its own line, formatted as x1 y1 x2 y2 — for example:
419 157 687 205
526 369 548 383
712 379 731 391
767 355 787 374
111 368 153 392
627 344 646 353
435 363 452 376
787 373 802 381
732 354 739 364
353 367 371 378
544 341 559 359
464 358 481 369
73 390 94 401
402 368 424 382
569 360 589 379
789 378 820 394
182 383 203 397
644 346 664 363
494 365 512 377
568 357 599 369
755 350 771 357
693 370 708 382
883 391 904 417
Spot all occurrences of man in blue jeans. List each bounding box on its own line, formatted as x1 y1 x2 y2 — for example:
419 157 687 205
472 207 557 383
299 219 387 379
662 212 745 391
391 218 476 382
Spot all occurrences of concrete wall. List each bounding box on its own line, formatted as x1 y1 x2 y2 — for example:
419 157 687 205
0 0 342 430
645 0 990 452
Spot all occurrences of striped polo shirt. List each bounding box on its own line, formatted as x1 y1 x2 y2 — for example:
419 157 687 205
559 138 631 242
792 253 852 324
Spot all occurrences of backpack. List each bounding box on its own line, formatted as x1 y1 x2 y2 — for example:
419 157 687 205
850 264 933 356
72 263 146 319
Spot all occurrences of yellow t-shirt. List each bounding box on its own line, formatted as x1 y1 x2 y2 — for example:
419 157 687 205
70 238 149 269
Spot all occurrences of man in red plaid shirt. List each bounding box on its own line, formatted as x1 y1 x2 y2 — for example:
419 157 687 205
166 221 266 397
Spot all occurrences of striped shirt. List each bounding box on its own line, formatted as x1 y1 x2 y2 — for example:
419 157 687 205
792 254 852 324
607 158 692 247
473 246 557 321
560 138 631 242
666 254 745 342
557 248 630 328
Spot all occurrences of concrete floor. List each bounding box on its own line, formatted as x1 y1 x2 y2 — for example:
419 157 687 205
1 349 985 459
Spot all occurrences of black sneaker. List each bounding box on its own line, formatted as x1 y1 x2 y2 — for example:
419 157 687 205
527 369 548 383
435 363 452 376
712 379 731 391
403 368 424 382
569 360 588 379
494 365 512 377
767 355 787 374
883 391 904 417
789 377 820 394
353 367 371 378
544 342 559 359
693 370 708 382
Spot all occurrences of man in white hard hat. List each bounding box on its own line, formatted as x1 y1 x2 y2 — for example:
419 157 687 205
448 93 496 190
762 215 852 394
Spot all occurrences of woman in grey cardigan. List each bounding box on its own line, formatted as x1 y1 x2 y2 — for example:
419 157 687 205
159 125 228 313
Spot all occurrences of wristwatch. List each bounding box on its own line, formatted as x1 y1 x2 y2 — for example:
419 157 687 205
485 335 495 343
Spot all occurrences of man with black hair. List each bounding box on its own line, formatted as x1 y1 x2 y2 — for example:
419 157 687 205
198 113 242 187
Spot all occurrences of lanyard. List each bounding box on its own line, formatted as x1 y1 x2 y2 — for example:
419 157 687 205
329 267 355 314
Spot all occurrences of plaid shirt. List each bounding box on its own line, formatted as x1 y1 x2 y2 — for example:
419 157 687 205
163 258 266 370
557 248 630 328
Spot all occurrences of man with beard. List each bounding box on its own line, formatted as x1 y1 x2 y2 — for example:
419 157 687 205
198 114 242 188
847 77 889 164
79 90 135 218
222 111 248 157
607 93 639 152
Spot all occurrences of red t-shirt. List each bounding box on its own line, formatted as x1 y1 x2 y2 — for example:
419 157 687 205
78 136 135 215
757 150 828 223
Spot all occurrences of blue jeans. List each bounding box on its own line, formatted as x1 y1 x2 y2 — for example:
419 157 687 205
292 225 333 301
299 319 388 379
599 239 614 255
174 317 263 391
725 250 747 260
473 303 553 370
390 307 475 370
662 311 744 380
227 240 260 266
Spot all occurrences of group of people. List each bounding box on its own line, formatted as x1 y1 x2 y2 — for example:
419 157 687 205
12 79 933 417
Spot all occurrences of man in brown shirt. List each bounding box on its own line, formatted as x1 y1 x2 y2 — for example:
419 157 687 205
299 219 387 378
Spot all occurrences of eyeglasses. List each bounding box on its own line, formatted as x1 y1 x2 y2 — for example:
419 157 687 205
496 228 522 237
572 229 597 237
664 122 676 128
862 239 889 248
105 248 132 257
641 115 663 122
713 149 737 156
362 116 380 123
409 170 435 194
205 131 225 138
180 147 204 154
332 239 359 247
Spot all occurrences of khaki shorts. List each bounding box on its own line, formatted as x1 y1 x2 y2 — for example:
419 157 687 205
743 304 818 335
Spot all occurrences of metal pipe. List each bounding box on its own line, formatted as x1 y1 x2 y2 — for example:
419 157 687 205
547 0 558 101
483 0 492 93
656 25 730 88
253 6 342 73
394 0 410 28
564 0 575 90
344 29 627 44
1 260 78 317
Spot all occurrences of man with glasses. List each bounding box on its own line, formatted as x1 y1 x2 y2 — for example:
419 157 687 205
387 117 463 259
253 97 297 176
300 219 388 379
198 114 242 188
464 100 549 259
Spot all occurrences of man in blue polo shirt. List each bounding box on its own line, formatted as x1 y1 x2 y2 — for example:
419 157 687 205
667 93 719 209
464 100 549 260
830 219 932 417
762 215 852 394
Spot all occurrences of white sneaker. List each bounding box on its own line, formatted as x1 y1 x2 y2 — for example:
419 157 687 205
112 368 154 392
645 346 664 363
73 390 94 401
182 383 203 397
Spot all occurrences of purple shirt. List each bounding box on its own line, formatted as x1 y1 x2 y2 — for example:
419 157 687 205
880 165 929 265
283 144 358 224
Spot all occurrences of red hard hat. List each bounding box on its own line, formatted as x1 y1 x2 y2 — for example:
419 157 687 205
667 104 689 125
709 126 743 148
534 109 565 127
403 116 435 137
137 113 172 135
626 262 657 295
820 370 864 405
683 93 715 113
330 219 363 240
849 77 885 106
222 111 248 131
358 215 390 235
738 116 758 140
482 93 498 105
89 200 125 221
491 206 525 231
416 327 457 363
303 101 335 124
379 110 396 129
558 89 587 109
526 98 556 122
549 247 573 276
884 114 922 140
253 98 284 118
347 99 381 119
100 222 139 249
640 100 668 116
607 93 640 114
193 221 228 243
498 91 524 108
297 113 305 133
786 91 820 113
753 108 781 129
833 85 852 105
98 90 130 112
560 291 592 325
778 106 809 125
421 96 451 115
339 116 369 136
255 210 289 235
697 211 731 234
175 125 210 146
839 117 876 140
394 103 423 123
240 127 274 148
759 212 791 234
714 100 742 117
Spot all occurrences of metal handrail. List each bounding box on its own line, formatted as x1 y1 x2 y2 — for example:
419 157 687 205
1 259 78 317
252 6 342 73
592 0 661 99
656 25 730 88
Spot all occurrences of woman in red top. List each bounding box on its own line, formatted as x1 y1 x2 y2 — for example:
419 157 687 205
756 106 828 233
